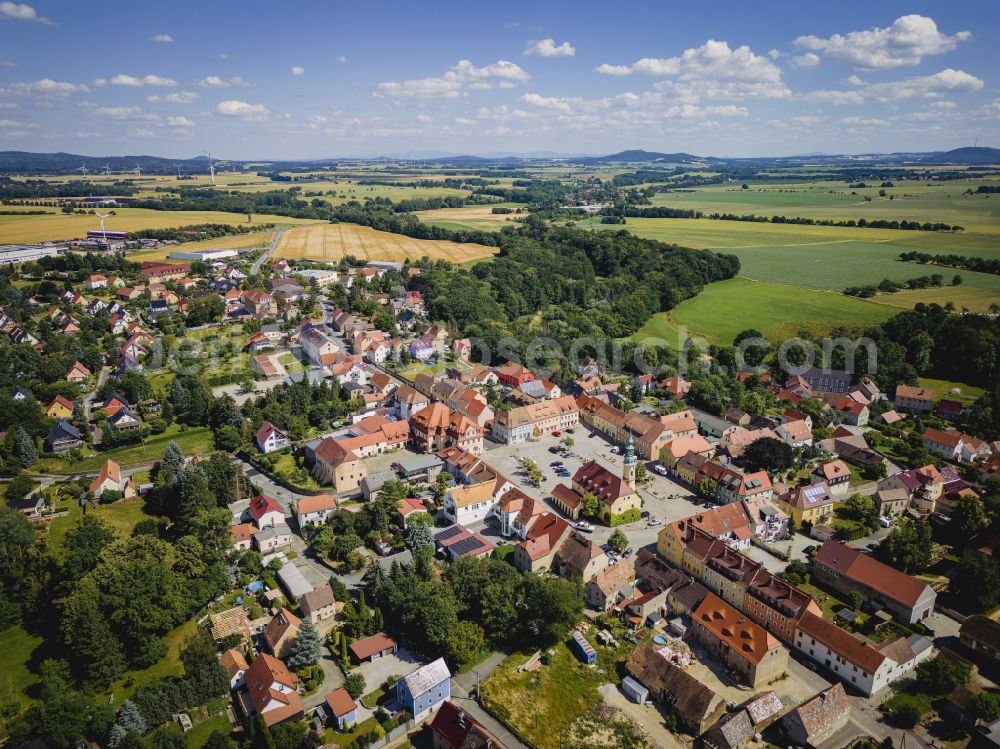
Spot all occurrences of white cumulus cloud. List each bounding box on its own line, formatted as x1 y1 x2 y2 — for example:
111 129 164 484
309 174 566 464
795 15 970 70
791 53 820 69
147 91 200 104
524 39 575 58
151 33 173 42
374 59 530 99
0 2 53 24
595 39 782 83
0 78 89 97
197 75 251 88
851 68 983 101
167 116 194 127
291 67 304 75
110 73 177 87
215 99 269 119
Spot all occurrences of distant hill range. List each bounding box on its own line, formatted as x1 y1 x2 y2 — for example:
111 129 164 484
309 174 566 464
576 149 717 164
0 146 997 175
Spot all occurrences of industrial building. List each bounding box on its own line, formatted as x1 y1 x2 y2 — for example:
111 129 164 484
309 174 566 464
0 243 68 264
168 248 240 262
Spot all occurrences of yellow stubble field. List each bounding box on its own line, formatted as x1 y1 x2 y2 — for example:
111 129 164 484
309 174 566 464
273 222 498 264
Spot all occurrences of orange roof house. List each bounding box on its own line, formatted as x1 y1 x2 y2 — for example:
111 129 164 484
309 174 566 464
243 652 303 727
65 361 91 382
46 394 75 418
691 592 787 689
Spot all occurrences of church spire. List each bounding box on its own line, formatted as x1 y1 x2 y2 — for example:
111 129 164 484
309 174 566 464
623 432 636 487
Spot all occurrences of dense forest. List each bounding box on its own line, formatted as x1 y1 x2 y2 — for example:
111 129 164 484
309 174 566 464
0 178 138 200
411 216 739 359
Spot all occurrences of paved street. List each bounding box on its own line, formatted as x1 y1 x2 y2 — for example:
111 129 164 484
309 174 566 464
450 652 529 749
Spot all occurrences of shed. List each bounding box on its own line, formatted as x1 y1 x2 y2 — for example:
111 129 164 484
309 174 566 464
621 676 649 705
570 630 597 664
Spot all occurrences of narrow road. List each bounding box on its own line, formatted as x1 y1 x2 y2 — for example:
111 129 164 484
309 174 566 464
250 227 284 274
449 652 529 749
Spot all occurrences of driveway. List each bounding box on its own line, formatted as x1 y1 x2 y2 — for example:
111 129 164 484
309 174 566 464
303 648 345 710
350 645 425 699
598 683 686 749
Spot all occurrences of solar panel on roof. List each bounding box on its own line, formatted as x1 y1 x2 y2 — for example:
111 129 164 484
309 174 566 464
450 536 487 557
435 525 464 542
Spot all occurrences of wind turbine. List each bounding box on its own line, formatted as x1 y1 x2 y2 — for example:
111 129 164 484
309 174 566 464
103 163 112 176
204 151 216 185
93 210 111 240
76 163 89 176
175 164 182 178
134 162 143 176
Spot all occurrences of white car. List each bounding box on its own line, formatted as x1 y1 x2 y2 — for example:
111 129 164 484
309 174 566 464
647 517 663 527
575 521 595 533
654 464 669 476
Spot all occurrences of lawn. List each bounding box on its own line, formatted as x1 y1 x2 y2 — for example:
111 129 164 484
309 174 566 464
0 625 44 709
798 581 868 627
324 716 381 747
270 452 324 492
633 277 895 346
47 496 163 557
183 712 233 749
916 377 986 405
480 625 630 749
884 689 935 720
0 208 320 244
360 687 385 709
34 423 215 474
109 618 199 703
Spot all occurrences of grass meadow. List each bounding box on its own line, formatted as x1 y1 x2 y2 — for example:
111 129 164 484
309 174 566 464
634 277 896 345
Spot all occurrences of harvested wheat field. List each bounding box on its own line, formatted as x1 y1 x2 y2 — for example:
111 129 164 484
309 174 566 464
274 222 498 264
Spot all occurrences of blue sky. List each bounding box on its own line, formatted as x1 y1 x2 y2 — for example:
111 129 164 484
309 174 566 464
0 1 997 158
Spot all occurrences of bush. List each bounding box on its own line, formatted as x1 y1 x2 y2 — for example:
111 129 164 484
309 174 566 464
344 672 365 699
895 704 921 728
609 508 641 527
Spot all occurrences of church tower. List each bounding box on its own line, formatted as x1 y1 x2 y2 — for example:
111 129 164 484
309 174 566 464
623 432 637 488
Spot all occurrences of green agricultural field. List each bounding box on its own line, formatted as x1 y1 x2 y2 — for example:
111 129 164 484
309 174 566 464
649 179 1000 230
584 213 1000 312
634 277 895 346
586 176 1000 302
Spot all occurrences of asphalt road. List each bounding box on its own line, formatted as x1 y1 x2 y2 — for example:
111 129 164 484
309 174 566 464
250 226 284 274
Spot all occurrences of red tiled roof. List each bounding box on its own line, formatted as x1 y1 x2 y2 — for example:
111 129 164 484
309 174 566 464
694 593 779 666
244 652 302 725
249 494 283 521
814 541 930 609
297 494 336 514
325 688 357 717
797 611 886 673
349 632 397 661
